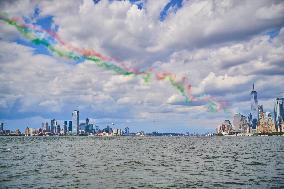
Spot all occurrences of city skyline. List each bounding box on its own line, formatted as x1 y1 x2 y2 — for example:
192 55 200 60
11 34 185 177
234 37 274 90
217 84 284 135
1 84 283 134
0 0 284 133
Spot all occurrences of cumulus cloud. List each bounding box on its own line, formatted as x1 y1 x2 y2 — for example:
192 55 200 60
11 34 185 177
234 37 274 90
0 0 284 132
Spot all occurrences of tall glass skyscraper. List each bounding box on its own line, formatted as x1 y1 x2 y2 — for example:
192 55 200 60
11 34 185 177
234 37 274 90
250 84 258 129
274 98 284 132
51 119 56 134
72 110 79 135
68 121 72 132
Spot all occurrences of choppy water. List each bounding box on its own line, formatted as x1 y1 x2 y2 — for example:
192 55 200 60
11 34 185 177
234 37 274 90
0 136 283 188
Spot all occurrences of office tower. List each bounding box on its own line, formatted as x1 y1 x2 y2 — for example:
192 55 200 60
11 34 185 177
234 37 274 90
0 122 3 131
217 120 232 134
68 121 72 132
124 127 129 135
25 127 30 136
274 98 284 132
250 84 258 130
72 110 79 135
52 120 58 134
233 113 242 132
63 121 68 134
257 105 265 133
85 118 90 133
45 122 49 132
266 112 276 133
63 124 67 134
51 119 56 134
56 125 61 134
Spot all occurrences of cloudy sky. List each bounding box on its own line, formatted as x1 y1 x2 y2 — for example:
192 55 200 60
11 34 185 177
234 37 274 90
0 0 284 133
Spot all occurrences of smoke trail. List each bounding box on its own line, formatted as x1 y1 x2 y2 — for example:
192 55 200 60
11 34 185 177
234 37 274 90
0 13 229 112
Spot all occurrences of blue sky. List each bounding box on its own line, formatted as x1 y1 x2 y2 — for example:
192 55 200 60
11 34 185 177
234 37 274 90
0 0 284 133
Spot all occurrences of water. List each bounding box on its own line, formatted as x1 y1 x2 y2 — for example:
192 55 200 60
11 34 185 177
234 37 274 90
0 136 283 188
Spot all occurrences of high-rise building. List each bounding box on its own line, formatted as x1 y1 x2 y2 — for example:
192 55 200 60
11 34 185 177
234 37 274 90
68 121 72 132
274 98 284 132
233 113 249 133
45 122 49 132
266 112 276 133
217 120 233 135
250 84 258 130
124 127 129 135
72 110 79 135
56 125 61 134
85 118 90 133
51 119 56 134
63 121 68 134
0 122 4 131
257 106 266 133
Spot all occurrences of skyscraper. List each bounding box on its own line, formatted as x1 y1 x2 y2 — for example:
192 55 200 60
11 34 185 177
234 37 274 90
85 118 90 133
274 98 284 132
51 119 56 134
72 110 79 135
45 122 49 132
68 121 72 132
63 121 68 135
0 122 4 132
63 122 67 134
250 84 258 130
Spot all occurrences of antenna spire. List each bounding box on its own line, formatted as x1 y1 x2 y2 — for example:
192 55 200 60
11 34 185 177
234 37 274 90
253 83 254 91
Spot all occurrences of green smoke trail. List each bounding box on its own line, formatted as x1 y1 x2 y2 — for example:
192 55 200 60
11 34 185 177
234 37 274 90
0 14 229 112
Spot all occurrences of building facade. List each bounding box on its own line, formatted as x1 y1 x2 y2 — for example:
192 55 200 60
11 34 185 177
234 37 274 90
250 84 258 130
72 110 79 135
274 98 284 132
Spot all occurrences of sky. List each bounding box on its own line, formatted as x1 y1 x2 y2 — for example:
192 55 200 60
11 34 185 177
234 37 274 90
0 0 284 133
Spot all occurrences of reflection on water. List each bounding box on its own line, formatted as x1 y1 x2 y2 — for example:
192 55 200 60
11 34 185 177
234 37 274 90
0 136 283 188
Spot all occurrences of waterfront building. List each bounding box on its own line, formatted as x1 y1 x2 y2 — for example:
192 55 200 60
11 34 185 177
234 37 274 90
45 122 49 132
25 127 30 136
72 110 79 135
56 125 61 134
51 119 56 134
266 112 276 133
250 84 258 130
86 118 89 126
113 128 122 136
257 106 266 133
15 129 21 136
233 113 250 134
124 127 130 135
217 120 233 135
274 98 284 132
68 121 72 132
85 118 90 133
63 121 68 134
0 122 3 132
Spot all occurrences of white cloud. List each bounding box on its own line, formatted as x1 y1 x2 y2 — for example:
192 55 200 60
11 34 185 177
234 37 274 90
0 0 284 132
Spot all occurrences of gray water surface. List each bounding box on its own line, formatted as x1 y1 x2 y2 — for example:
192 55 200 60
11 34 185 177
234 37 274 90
0 136 283 188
